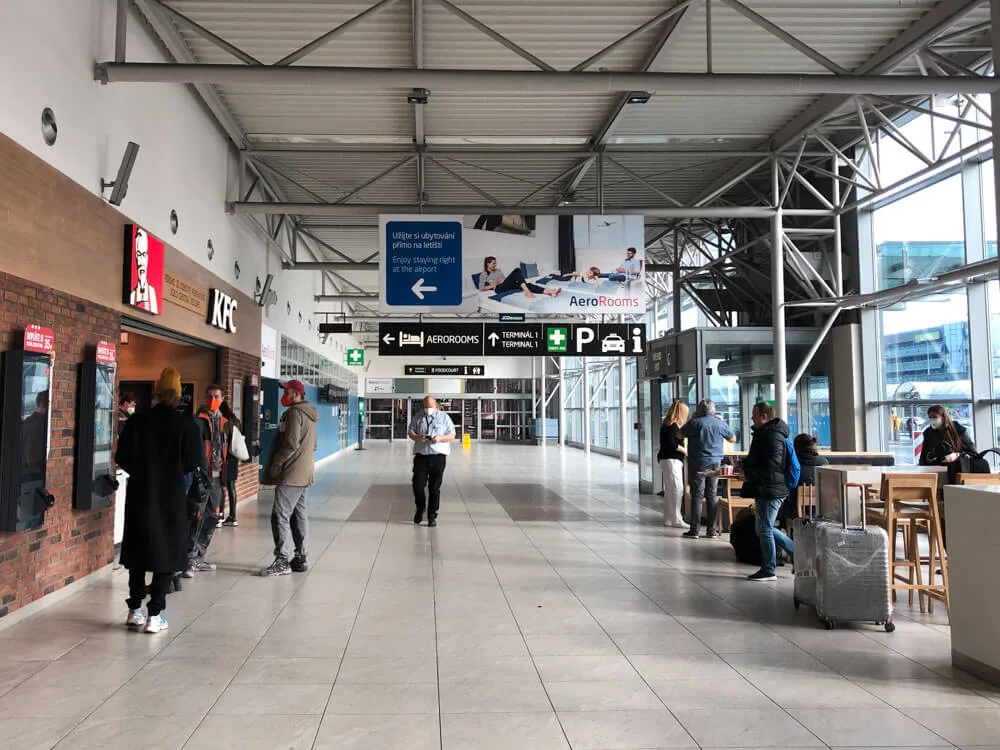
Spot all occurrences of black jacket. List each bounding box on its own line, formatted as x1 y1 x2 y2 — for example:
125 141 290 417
798 453 829 486
743 418 790 499
657 423 685 462
116 404 202 572
919 422 976 465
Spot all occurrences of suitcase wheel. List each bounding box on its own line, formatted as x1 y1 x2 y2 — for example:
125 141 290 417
824 618 837 630
884 621 895 633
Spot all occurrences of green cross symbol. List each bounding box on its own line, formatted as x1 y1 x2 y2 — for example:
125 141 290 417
347 348 364 365
546 327 568 354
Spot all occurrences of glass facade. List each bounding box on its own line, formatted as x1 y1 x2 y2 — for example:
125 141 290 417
862 98 996 465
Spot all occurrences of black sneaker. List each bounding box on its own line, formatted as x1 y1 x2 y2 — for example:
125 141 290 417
706 530 720 539
413 509 424 525
682 531 699 539
428 517 438 528
747 569 778 582
258 558 291 577
290 555 308 573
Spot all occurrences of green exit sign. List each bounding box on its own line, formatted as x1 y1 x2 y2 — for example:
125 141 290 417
346 348 365 366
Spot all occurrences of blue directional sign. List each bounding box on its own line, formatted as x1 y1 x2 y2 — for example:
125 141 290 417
384 220 463 307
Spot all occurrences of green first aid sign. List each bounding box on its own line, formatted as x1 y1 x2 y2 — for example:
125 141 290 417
546 327 569 354
347 348 365 366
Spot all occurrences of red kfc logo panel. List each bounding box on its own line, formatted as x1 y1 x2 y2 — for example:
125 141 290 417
123 224 164 315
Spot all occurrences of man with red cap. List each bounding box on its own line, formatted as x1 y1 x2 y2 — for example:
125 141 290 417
259 379 319 577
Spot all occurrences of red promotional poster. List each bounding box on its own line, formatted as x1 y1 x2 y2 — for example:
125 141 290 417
123 224 164 316
96 341 117 365
24 325 55 354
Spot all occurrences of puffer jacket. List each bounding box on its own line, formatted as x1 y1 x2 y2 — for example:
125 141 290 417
262 401 319 487
743 418 790 499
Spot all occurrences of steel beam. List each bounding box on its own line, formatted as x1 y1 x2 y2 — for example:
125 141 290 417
147 0 261 65
229 202 779 218
115 0 128 63
284 261 379 271
95 64 1000 95
771 159 787 421
274 0 402 66
435 0 554 71
314 294 380 301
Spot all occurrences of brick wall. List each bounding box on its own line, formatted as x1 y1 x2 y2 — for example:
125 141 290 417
220 348 261 501
0 272 120 619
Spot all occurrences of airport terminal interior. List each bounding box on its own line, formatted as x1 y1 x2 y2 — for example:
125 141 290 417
4 0 1000 748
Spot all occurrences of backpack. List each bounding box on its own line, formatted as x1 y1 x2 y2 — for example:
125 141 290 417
730 507 762 566
783 437 801 491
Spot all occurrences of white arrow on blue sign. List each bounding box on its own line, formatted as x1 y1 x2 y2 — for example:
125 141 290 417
381 217 465 311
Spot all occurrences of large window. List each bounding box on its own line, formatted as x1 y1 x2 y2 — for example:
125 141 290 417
872 174 966 290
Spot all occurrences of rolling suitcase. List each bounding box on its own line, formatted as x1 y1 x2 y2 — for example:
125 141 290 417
791 517 818 610
795 483 894 632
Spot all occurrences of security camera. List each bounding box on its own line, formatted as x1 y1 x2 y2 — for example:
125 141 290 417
102 142 139 206
407 88 429 105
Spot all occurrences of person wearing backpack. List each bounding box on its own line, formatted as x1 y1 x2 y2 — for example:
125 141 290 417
741 401 796 582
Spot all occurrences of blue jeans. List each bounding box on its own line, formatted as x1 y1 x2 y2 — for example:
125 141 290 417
756 496 794 575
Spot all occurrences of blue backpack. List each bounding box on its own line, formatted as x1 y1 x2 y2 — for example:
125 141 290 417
783 437 801 491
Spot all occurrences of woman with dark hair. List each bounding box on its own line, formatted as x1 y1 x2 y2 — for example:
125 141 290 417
219 401 243 527
793 433 829 486
479 256 561 299
919 405 976 466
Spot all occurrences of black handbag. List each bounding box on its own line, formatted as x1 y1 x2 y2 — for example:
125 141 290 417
946 448 997 484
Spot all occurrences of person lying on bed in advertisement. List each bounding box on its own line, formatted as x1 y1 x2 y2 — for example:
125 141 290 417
478 256 562 299
547 267 602 286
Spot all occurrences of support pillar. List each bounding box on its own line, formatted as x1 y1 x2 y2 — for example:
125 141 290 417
619 358 628 465
672 233 682 333
583 358 591 454
771 158 788 420
540 356 548 447
531 357 537 442
558 358 566 446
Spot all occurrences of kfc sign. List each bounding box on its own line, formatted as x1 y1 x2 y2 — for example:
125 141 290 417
209 289 238 334
122 225 164 316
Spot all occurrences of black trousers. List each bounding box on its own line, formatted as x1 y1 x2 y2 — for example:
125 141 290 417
188 477 222 565
126 568 173 616
496 268 546 295
413 454 447 518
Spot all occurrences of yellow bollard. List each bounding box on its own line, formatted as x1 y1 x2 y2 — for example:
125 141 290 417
462 433 471 448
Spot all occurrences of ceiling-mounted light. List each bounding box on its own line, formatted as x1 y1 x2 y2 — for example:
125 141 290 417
627 91 652 105
407 88 430 105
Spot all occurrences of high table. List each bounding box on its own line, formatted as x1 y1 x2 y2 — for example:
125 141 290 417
944 484 1000 687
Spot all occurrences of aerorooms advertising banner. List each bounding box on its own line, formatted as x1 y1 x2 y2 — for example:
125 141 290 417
379 214 646 315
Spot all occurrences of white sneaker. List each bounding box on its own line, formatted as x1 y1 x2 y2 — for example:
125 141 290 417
126 609 146 629
144 614 168 634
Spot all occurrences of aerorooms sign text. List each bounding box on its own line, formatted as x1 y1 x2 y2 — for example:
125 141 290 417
208 288 238 334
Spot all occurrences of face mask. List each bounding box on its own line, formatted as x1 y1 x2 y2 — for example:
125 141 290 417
126 406 135 415
281 394 293 408
425 407 437 415
209 397 223 413
929 418 943 430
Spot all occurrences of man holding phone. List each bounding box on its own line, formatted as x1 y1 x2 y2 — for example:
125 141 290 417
408 396 456 527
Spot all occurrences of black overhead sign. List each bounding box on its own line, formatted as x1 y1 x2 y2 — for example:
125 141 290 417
405 365 485 376
379 323 483 357
379 322 646 357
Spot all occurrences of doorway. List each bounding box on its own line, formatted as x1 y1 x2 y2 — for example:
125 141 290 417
115 324 219 544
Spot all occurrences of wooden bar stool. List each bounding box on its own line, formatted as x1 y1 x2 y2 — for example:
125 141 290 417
720 478 753 533
868 474 947 615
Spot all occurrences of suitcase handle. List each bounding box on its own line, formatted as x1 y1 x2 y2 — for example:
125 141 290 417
842 482 867 530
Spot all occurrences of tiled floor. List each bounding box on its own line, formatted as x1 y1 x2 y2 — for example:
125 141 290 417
1 442 999 750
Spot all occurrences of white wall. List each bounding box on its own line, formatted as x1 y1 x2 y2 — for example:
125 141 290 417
0 0 359 358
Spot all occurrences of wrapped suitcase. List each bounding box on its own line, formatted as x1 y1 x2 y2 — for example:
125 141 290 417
795 483 894 633
791 517 818 610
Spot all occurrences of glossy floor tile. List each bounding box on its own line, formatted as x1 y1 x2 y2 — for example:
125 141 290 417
0 443 987 749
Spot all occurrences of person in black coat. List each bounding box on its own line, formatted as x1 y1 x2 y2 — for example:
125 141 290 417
918 405 976 466
115 367 202 633
741 401 794 582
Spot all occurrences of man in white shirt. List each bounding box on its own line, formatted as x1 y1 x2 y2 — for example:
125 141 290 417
408 396 456 527
615 247 642 281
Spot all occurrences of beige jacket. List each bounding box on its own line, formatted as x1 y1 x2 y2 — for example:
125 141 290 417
262 401 319 487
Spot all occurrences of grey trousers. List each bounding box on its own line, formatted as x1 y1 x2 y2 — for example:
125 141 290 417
188 476 223 565
272 484 309 561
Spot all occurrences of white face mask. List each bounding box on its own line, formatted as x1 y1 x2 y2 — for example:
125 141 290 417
425 407 437 415
929 418 943 430
126 406 135 415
